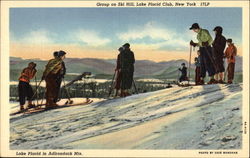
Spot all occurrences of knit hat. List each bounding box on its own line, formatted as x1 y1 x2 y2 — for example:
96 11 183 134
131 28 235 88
226 39 232 43
189 23 200 30
213 26 223 34
58 50 66 57
53 51 59 57
123 43 130 48
28 62 36 68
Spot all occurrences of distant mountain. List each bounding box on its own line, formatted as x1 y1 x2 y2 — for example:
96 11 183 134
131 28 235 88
10 56 242 81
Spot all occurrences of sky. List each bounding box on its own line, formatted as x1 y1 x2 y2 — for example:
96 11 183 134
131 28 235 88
10 7 242 62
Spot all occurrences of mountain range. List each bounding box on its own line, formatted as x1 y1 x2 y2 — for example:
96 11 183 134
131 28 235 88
10 56 242 82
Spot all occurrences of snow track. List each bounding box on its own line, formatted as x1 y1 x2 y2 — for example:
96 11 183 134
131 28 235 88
10 84 242 149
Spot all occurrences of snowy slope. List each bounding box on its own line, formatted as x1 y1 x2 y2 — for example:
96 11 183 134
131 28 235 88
10 84 242 149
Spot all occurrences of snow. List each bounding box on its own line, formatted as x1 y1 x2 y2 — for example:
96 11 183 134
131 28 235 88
10 84 242 149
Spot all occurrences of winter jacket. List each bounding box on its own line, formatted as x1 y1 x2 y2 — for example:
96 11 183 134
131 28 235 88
225 44 237 63
197 29 213 47
212 34 226 58
195 56 201 67
19 67 37 83
121 48 135 70
179 66 187 77
43 58 63 78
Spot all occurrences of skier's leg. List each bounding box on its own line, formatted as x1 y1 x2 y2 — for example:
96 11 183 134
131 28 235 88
18 81 26 110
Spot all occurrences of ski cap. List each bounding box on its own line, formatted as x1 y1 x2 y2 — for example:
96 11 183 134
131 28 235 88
189 23 200 30
226 39 232 43
28 62 36 68
58 50 66 57
213 26 223 34
53 51 59 57
123 43 130 48
181 63 185 66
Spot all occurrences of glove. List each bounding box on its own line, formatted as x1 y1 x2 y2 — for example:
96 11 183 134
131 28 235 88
202 42 209 47
190 40 197 47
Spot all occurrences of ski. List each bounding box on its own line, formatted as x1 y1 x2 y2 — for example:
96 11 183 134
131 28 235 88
10 100 93 116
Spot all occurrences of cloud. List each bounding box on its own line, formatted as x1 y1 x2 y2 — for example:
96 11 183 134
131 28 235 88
13 29 55 44
72 29 111 47
117 22 190 50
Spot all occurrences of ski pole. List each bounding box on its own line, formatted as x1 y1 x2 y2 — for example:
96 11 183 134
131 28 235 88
188 45 192 85
31 79 43 100
108 70 117 97
204 47 218 73
34 76 39 106
133 79 138 94
62 78 73 104
224 64 229 82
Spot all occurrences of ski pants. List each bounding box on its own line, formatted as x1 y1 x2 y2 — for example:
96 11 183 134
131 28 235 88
200 46 216 78
45 74 58 106
227 63 235 82
18 81 34 105
195 66 201 84
121 68 134 90
54 77 62 103
179 75 187 82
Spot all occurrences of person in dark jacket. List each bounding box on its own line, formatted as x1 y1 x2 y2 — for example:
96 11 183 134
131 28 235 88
18 62 37 111
120 43 135 97
54 50 66 103
178 63 187 82
195 50 201 85
212 26 227 83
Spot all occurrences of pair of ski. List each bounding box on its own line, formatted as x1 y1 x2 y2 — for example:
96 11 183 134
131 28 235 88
10 99 93 116
177 82 228 87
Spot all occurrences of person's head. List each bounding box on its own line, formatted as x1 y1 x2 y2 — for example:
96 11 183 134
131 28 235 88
118 47 124 52
53 51 59 58
197 50 201 56
58 50 66 60
181 63 185 67
226 39 233 46
123 43 130 49
189 23 200 33
28 62 36 69
213 26 223 35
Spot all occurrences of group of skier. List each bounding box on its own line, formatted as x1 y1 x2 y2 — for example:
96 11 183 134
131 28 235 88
17 23 238 112
18 50 67 111
188 23 237 85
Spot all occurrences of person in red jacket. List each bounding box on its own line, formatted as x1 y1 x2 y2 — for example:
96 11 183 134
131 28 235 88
114 47 123 97
18 62 37 111
224 39 237 84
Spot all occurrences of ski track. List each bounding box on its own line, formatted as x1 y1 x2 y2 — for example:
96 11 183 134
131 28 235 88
10 84 242 149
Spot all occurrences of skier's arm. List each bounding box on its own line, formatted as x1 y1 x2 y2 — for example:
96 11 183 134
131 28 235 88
30 69 37 79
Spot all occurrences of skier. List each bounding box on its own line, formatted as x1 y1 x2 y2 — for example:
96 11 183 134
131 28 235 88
42 51 66 109
212 26 227 83
189 23 216 84
224 39 237 84
120 43 135 97
114 47 123 97
178 63 187 82
18 62 37 111
195 50 201 85
54 50 66 103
